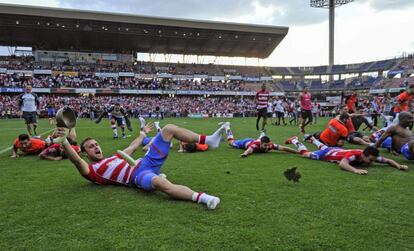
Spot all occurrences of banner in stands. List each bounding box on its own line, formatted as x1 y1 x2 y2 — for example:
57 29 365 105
387 70 405 76
229 75 242 80
388 88 405 93
0 88 24 93
75 88 96 94
194 74 208 79
52 71 79 77
32 88 50 93
369 89 385 94
260 76 272 81
137 90 163 94
0 68 7 73
223 69 237 73
6 70 32 76
118 72 134 77
177 90 208 95
270 92 285 96
95 72 118 78
51 88 76 93
210 76 225 81
135 74 156 79
173 75 193 80
188 113 204 118
242 77 260 82
326 96 342 104
157 73 173 78
33 69 52 75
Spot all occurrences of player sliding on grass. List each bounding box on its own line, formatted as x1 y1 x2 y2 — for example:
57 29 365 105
223 122 298 157
374 112 414 160
285 136 408 175
53 122 227 210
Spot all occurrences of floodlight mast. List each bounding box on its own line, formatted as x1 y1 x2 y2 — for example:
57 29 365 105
310 0 354 69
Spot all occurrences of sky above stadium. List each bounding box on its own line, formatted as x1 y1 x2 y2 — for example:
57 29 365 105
1 0 414 67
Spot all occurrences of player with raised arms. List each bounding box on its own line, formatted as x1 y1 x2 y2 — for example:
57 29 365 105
53 122 226 209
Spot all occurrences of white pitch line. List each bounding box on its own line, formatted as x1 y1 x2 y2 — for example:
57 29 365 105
0 128 54 155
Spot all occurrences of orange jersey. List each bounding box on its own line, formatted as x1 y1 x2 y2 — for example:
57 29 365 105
393 91 412 112
320 119 348 147
346 96 357 112
13 138 46 154
195 143 208 151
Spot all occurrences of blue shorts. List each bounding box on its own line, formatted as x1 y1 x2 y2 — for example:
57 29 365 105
47 108 55 117
113 117 125 127
400 143 414 160
231 138 254 149
142 137 153 147
129 132 171 190
310 147 341 160
381 137 392 151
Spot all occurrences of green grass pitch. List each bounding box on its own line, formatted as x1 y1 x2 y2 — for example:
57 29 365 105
0 117 413 250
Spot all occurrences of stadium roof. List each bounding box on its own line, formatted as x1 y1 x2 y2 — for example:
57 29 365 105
0 4 289 58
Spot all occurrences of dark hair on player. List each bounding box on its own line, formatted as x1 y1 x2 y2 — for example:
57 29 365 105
260 136 270 143
363 146 379 157
18 134 30 141
184 142 197 153
80 137 95 152
338 112 350 124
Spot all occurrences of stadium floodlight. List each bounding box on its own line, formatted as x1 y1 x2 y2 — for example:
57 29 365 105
310 0 354 72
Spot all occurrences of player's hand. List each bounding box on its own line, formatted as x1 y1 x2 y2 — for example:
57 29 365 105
398 165 408 170
353 169 368 175
53 127 67 138
240 153 248 158
142 123 153 134
391 150 399 156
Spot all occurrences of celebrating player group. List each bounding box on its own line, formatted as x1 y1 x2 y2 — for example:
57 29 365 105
9 83 414 210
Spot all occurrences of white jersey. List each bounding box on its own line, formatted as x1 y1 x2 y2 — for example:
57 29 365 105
274 100 284 113
19 93 38 112
267 102 273 113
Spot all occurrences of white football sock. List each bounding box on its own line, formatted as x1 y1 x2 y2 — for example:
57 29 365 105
154 121 161 132
139 117 146 130
192 192 221 210
311 137 327 150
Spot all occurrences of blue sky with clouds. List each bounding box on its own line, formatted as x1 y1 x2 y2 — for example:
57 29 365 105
1 0 414 66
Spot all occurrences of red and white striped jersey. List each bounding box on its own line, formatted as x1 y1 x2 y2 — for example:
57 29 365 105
256 90 270 109
247 140 279 153
322 149 385 164
82 154 141 185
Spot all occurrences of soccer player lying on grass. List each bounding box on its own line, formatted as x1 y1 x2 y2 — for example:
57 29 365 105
285 136 408 175
374 112 414 160
304 112 349 147
53 122 225 210
11 129 77 158
38 138 80 161
223 122 299 157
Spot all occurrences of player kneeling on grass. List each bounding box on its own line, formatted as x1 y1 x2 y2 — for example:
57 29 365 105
54 123 225 210
285 136 408 175
222 122 298 157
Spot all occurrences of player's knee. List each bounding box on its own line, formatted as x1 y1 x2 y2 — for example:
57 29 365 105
152 176 172 192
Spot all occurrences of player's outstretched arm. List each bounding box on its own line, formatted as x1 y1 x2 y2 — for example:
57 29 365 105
123 123 153 156
11 145 18 158
339 159 368 175
381 157 408 170
278 145 299 154
55 128 89 175
38 148 63 161
241 147 254 158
